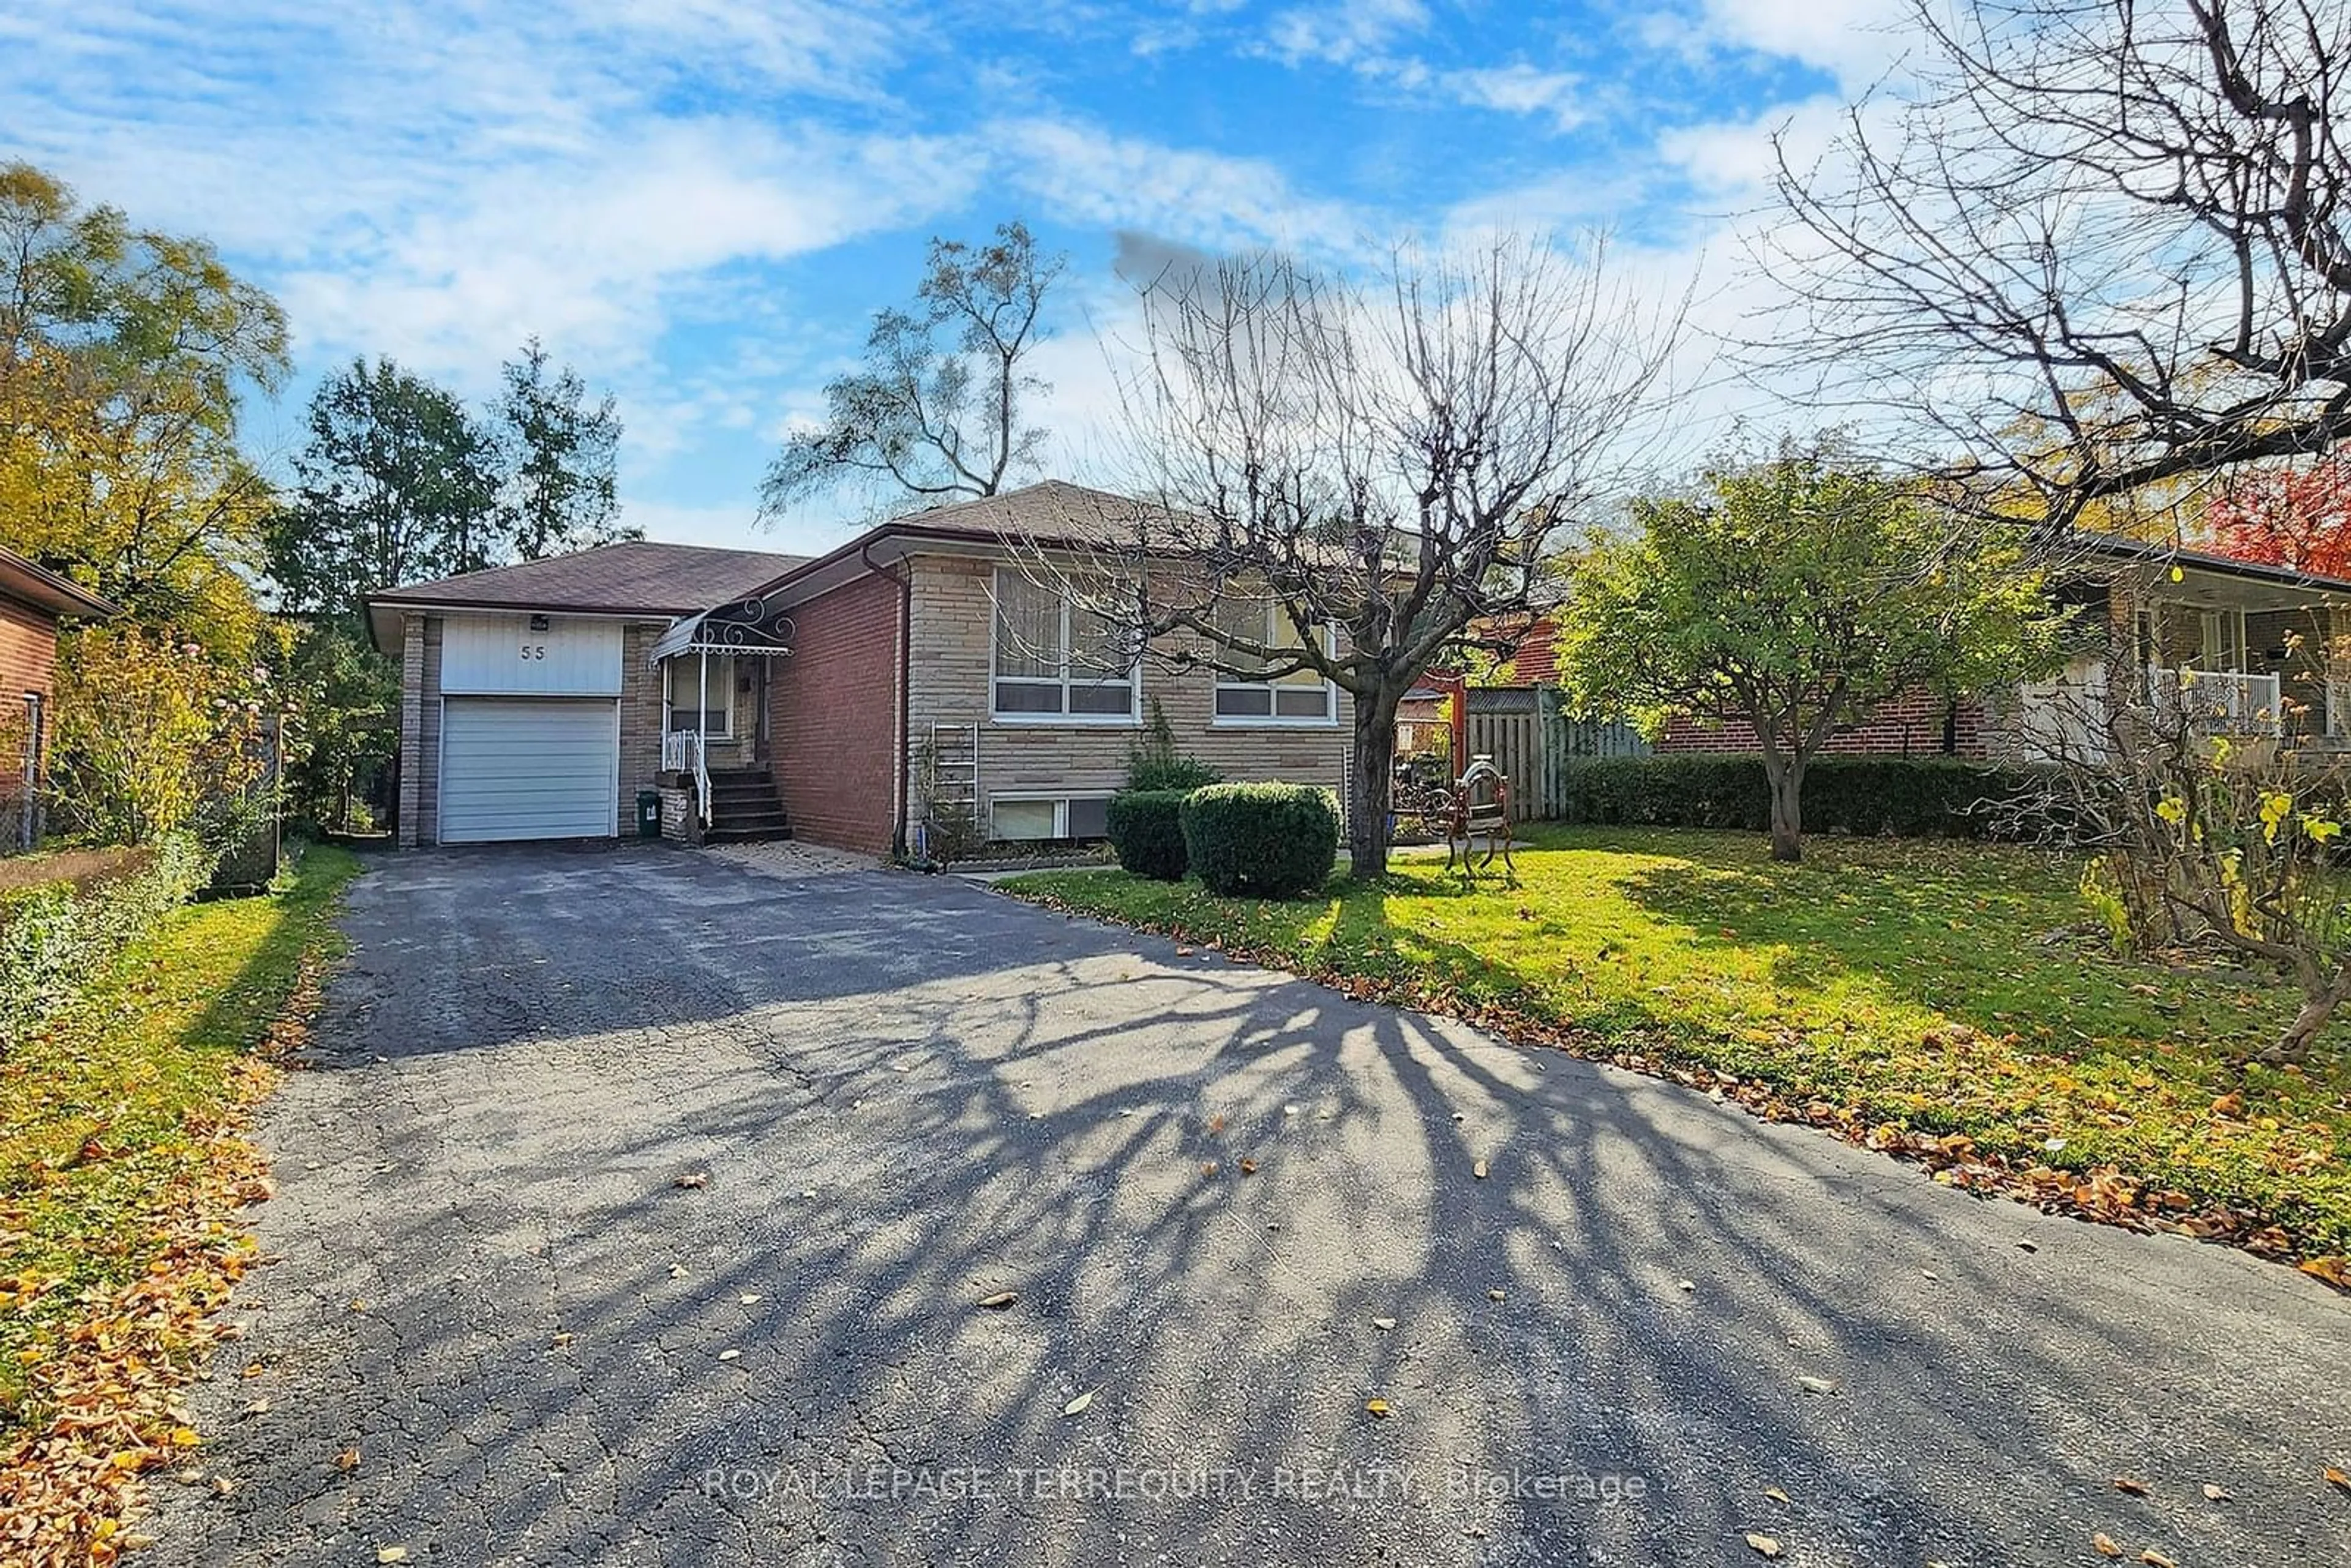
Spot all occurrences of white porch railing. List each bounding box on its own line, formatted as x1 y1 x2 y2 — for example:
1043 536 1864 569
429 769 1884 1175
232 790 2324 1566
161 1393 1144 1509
2145 666 2284 735
661 729 711 826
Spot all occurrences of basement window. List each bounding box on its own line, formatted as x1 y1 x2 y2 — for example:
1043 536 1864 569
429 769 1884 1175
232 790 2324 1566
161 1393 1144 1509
989 793 1113 842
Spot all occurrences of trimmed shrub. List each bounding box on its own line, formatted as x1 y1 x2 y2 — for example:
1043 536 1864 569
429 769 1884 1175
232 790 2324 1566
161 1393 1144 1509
1181 782 1340 898
0 832 214 1053
1556 755 2058 840
1107 789 1191 880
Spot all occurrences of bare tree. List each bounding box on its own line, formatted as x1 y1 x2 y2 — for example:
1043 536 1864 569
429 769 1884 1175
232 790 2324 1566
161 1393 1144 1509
760 221 1066 520
2010 651 2351 1063
1764 0 2351 530
1013 235 1682 879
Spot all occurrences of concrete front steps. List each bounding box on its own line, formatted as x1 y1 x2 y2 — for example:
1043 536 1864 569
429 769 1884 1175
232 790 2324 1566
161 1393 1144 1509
703 767 792 844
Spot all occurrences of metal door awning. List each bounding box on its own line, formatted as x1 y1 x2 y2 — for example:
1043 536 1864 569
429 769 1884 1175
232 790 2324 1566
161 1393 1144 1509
649 595 795 664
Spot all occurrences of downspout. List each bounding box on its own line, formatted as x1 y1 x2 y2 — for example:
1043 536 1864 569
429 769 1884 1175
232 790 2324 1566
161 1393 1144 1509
862 539 913 858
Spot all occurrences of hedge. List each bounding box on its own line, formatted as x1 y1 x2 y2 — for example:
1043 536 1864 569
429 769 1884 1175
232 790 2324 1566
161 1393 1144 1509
0 833 213 1054
1106 789 1192 880
1180 782 1340 898
1556 755 2060 840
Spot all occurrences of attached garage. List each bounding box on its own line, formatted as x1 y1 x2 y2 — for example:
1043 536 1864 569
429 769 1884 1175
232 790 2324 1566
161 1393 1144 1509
438 697 620 843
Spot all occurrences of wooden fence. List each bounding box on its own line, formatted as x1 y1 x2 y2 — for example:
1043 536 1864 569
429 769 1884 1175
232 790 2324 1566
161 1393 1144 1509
1461 687 1649 821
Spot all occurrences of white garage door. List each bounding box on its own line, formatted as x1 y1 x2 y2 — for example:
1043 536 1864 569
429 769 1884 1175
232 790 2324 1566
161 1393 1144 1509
439 698 619 843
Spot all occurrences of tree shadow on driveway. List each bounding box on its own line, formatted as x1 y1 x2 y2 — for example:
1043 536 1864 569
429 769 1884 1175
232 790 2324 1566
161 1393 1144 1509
149 846 2351 1567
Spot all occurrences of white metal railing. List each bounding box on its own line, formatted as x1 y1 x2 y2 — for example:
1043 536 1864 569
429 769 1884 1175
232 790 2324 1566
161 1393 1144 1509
662 729 711 825
2145 666 2284 735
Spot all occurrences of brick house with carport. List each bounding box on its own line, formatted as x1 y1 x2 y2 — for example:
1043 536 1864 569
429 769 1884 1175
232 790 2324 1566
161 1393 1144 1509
367 482 1353 855
0 546 121 851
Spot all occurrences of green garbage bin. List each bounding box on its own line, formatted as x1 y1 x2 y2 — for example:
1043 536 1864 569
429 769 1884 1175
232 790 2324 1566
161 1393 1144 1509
636 789 662 839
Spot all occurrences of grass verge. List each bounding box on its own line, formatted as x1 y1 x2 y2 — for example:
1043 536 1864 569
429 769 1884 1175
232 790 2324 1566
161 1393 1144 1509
0 844 363 1564
1007 826 2351 1280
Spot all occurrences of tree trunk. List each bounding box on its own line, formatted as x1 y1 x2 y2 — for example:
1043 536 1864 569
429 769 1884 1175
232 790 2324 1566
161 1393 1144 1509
2268 956 2351 1063
1346 689 1401 879
1761 754 1804 863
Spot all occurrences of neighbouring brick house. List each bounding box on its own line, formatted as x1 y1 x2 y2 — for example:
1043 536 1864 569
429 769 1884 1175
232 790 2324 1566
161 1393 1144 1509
0 546 120 852
1650 537 2351 763
367 482 1351 855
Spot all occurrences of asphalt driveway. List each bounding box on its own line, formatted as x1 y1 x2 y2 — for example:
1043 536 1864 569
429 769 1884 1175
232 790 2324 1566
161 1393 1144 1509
153 845 2351 1566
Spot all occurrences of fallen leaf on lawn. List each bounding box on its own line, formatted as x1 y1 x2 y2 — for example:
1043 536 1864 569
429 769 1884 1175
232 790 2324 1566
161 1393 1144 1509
1795 1375 1840 1397
1472 1160 1489 1180
1062 1388 1095 1417
2210 1092 2245 1117
1364 1398 1390 1419
674 1171 709 1190
212 1476 238 1497
1371 1317 1397 1330
2140 1551 2177 1568
1744 1533 1781 1558
240 1398 270 1417
2299 1256 2351 1289
718 1348 741 1362
2202 1484 2230 1501
1207 1113 1226 1134
2092 1534 2122 1558
2114 1476 2150 1496
977 1290 1019 1311
336 1447 361 1473
2326 1465 2351 1491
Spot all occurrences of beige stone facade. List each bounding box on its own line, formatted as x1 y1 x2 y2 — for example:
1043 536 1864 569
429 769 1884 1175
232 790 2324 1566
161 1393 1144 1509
901 552 1352 842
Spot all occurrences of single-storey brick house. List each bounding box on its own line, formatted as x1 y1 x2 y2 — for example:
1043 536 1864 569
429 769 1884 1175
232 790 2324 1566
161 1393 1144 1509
1 546 121 851
367 482 1352 854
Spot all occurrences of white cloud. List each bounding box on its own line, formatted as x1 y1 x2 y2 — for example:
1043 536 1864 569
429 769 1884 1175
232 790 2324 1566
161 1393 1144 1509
1263 0 1430 68
991 118 1371 258
1688 0 1916 83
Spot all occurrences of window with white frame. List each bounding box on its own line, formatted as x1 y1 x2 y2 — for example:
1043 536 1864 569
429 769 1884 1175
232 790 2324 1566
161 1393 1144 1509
664 654 735 736
988 793 1113 841
1210 598 1337 723
991 569 1141 721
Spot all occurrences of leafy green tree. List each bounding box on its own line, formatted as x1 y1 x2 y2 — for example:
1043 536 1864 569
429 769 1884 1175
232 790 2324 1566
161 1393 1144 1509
1555 448 2059 861
0 160 287 654
760 220 1063 519
498 336 632 560
274 618 400 831
270 357 503 618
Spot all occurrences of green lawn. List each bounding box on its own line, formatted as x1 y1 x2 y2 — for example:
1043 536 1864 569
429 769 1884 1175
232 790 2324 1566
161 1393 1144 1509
0 845 363 1436
1006 826 2351 1269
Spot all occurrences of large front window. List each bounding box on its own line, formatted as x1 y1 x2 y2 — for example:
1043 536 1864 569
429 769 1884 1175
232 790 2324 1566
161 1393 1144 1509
991 569 1140 722
665 653 735 737
1211 599 1337 724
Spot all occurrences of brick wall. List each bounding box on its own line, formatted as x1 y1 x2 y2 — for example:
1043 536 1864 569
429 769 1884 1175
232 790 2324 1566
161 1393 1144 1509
416 617 444 843
396 614 425 847
768 571 902 855
0 599 58 840
618 621 666 822
903 555 1353 839
1657 688 1987 759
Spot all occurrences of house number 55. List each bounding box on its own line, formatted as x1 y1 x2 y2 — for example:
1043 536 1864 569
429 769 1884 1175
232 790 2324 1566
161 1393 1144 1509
520 643 547 660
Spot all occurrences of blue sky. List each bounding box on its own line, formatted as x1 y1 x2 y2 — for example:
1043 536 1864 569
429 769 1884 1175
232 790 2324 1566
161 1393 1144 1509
3 0 1908 556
